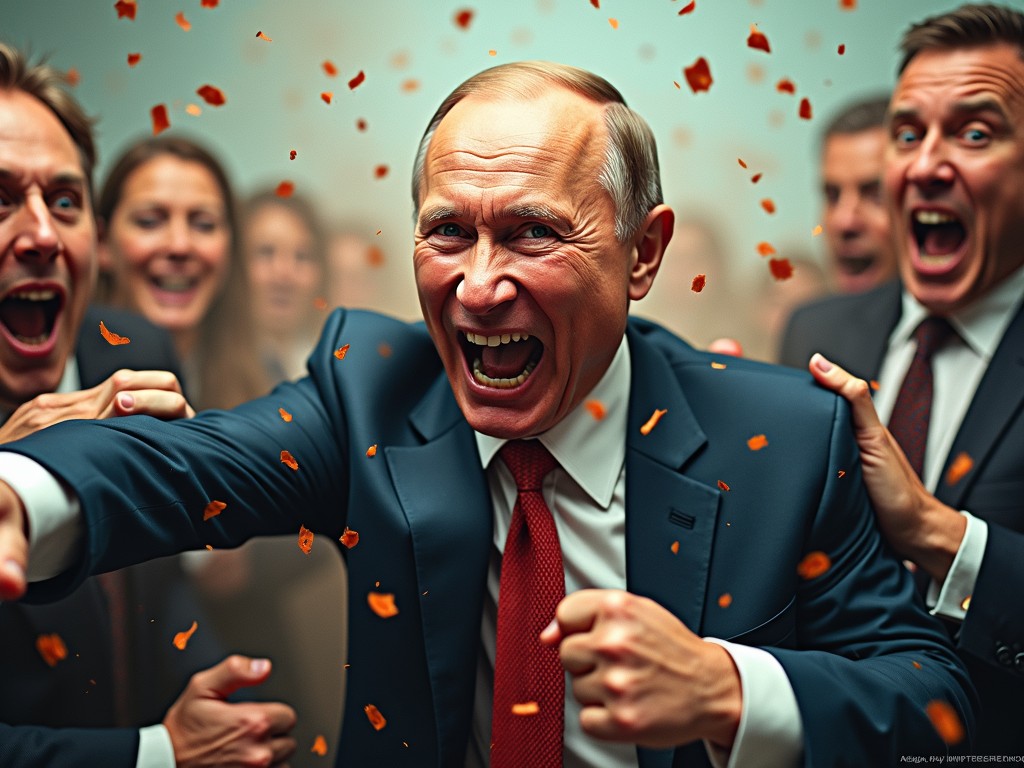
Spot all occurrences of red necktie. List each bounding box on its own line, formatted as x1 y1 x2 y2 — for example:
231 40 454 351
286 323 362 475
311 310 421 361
887 316 954 479
491 440 565 768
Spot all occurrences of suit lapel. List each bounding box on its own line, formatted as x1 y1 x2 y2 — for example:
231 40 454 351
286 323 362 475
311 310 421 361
853 280 903 380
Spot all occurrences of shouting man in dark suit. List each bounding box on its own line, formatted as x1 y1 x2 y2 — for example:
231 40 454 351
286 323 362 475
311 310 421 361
782 3 1024 756
0 60 976 766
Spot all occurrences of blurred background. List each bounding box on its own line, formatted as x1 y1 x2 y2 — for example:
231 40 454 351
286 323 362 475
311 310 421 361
6 0 957 357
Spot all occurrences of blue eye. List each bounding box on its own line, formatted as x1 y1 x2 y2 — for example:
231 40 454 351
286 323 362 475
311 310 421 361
437 223 463 237
894 128 919 145
51 193 77 211
963 128 988 144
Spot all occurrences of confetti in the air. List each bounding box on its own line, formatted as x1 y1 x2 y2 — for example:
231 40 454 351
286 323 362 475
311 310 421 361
718 593 733 608
608 18 619 29
151 104 170 135
670 540 680 554
114 0 136 20
838 44 846 55
201 0 219 7
281 450 299 470
172 621 198 650
737 158 748 169
678 0 696 15
348 70 366 90
334 344 351 360
769 258 794 280
640 408 668 435
366 444 378 458
99 320 130 345
127 52 142 67
63 68 81 87
840 0 857 9
797 551 831 579
691 274 706 293
750 173 763 184
776 78 796 94
717 480 731 491
36 634 68 667
289 149 297 160
374 165 389 179
323 60 338 77
340 526 360 549
757 242 776 257
196 85 226 106
761 198 776 214
321 92 333 105
454 9 474 29
279 407 293 422
747 434 769 451
926 700 965 745
203 500 226 521
585 400 607 420
747 23 771 53
298 524 314 554
311 735 328 756
256 30 272 41
946 452 973 486
275 181 295 197
364 704 387 730
368 592 399 618
175 11 191 31
870 380 881 391
799 97 813 120
512 701 540 715
683 57 713 93
812 224 823 236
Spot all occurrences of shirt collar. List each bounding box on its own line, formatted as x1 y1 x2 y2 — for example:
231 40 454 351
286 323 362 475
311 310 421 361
895 263 1024 361
474 335 630 509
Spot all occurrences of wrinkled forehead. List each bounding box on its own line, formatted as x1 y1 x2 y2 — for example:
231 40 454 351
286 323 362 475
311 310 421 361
892 44 1024 117
0 89 83 172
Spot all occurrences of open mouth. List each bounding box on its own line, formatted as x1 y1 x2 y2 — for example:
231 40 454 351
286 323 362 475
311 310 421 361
836 254 876 276
911 210 966 262
151 274 199 293
0 288 63 346
461 331 543 389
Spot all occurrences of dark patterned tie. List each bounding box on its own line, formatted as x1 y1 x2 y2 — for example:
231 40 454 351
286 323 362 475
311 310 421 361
887 316 955 479
491 439 565 768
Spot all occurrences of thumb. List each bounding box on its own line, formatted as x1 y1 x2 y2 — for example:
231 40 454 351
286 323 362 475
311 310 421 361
808 353 884 432
198 655 273 699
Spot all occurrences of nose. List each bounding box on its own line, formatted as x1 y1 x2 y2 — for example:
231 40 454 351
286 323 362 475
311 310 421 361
13 193 61 264
166 218 194 258
905 130 955 188
455 241 517 315
830 191 864 237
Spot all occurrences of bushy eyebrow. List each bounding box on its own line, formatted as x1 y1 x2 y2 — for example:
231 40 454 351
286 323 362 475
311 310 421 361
889 97 1010 126
419 205 460 225
0 168 87 189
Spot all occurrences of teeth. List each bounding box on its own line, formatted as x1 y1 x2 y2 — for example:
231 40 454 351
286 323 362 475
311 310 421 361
914 210 957 225
464 331 529 346
7 289 57 302
155 276 195 292
472 358 537 389
14 333 49 345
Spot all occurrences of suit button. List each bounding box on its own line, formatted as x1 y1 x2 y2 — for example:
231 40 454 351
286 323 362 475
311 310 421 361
996 643 1013 666
1015 653 1024 672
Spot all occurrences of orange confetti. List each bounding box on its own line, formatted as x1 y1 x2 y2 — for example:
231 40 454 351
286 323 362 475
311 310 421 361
945 452 973 486
172 621 198 650
281 450 299 470
175 11 191 31
961 595 972 612
837 43 846 55
203 500 226 521
760 198 776 214
590 0 599 7
321 91 333 105
367 245 385 267
812 224 823 236
717 480 731 491
640 408 668 435
334 344 350 360
364 704 387 730
747 23 771 53
678 0 696 15
256 30 272 41
196 84 226 106
99 320 130 345
737 158 748 169
377 342 392 357
298 524 314 554
608 18 619 29
311 735 328 755
151 104 170 135
776 78 796 94
691 273 706 293
289 149 297 160
913 660 923 670
926 700 965 745
114 0 136 20
837 469 846 478
512 701 540 715
275 181 295 198
201 0 219 7
63 68 81 87
454 9 474 28
670 540 680 555
36 634 67 667
368 592 399 618
366 444 378 458
797 551 832 579
799 97 813 120
488 49 497 56
840 0 856 8
869 379 880 391
710 361 727 370
323 60 338 77
585 399 607 420
374 165 389 179
718 593 733 608
747 434 769 451
312 297 328 311
750 172 763 184
185 104 202 116
339 526 360 549
127 52 142 67
683 57 713 93
348 70 366 90
769 258 794 281
279 407 293 422
756 242 776 257
401 79 421 93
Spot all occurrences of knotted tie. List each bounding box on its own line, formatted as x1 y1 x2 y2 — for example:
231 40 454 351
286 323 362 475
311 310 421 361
888 316 955 479
491 439 565 768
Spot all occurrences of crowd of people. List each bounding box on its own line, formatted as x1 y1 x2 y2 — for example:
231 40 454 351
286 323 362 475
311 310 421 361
0 3 1021 767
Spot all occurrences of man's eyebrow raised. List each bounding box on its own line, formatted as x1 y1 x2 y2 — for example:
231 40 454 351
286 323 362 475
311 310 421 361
419 205 461 225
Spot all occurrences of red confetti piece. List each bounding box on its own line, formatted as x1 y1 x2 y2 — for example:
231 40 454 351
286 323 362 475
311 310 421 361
298 524 314 554
585 400 607 420
275 181 295 198
590 0 600 7
769 258 794 281
747 23 771 53
750 173 763 184
870 380 881 391
63 68 81 87
717 480 731 491
356 118 368 131
201 0 219 6
670 540 680 554
512 701 540 715
281 450 299 470
837 470 847 478
608 18 619 29
348 70 366 90
374 165 389 179
151 104 170 135
797 551 832 579
175 11 191 31
367 245 385 267
127 52 142 67
289 149 297 160
927 700 965 745
737 158 748 169
946 452 973 485
99 320 130 345
279 407 293 422
334 344 350 360
799 97 813 120
368 592 399 618
256 30 272 41
756 242 776 256
339 526 360 549
691 273 707 292
913 660 923 669
718 593 733 608
837 43 846 55
36 634 67 666
776 78 796 94
640 408 668 435
840 0 856 8
747 434 768 451
196 84 226 106
203 500 226 521
761 198 776 214
683 57 713 93
311 735 327 756
114 0 136 20
366 444 378 458
172 621 198 650
678 0 696 15
364 704 387 730
321 92 333 105
454 9 474 29
323 60 338 77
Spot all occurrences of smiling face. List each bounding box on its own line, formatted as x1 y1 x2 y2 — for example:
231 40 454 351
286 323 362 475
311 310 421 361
886 43 1024 314
413 89 668 439
101 155 230 337
0 88 96 409
821 127 898 293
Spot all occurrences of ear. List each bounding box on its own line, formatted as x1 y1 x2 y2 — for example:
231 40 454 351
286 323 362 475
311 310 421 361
628 204 674 302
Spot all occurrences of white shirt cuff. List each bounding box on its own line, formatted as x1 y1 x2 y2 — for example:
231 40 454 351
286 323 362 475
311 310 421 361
0 452 82 580
702 638 803 768
927 511 987 622
137 724 176 768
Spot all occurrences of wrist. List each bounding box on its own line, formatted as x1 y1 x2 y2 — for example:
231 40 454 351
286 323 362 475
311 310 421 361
911 502 967 583
700 641 742 750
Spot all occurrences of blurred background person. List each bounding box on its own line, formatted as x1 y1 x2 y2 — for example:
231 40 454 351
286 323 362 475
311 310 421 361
752 252 830 362
325 227 388 312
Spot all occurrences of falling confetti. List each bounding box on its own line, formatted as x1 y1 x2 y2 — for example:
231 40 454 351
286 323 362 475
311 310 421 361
279 407 293 422
114 0 136 20
913 661 923 670
837 470 847 478
776 78 796 94
368 592 399 618
298 524 314 554
323 60 338 77
608 18 619 29
718 593 733 608
691 274 706 292
769 258 794 280
172 621 198 650
747 434 769 451
678 0 696 15
812 224 823 236
311 735 328 756
186 102 201 115
737 158 748 169
756 242 776 257
489 49 497 56
585 400 607 420
281 450 299 470
321 92 333 105
99 320 130 345
683 57 713 93
196 85 226 106
512 701 540 715
761 198 776 214
36 634 67 667
63 68 81 87
840 0 856 8
175 11 191 31
454 9 474 28
945 452 973 485
670 540 680 554
717 480 731 491
799 97 813 120
590 0 599 7
201 0 219 7
256 30 272 41
275 180 295 197
151 104 170 135
366 444 378 458
961 596 972 612
711 361 727 370
797 551 832 579
926 700 965 745
640 408 668 435
837 43 846 55
127 52 142 67
364 704 387 730
747 23 771 53
374 165 389 179
356 118 368 131
401 79 421 93
870 380 881 391
750 173 763 184
334 344 351 360
289 149 297 160
203 500 226 521
340 526 360 549
377 342 392 357
348 70 366 90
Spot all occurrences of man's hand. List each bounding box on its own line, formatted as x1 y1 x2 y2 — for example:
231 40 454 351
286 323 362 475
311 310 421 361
0 481 27 600
0 369 194 445
540 589 741 750
809 353 966 582
164 655 298 768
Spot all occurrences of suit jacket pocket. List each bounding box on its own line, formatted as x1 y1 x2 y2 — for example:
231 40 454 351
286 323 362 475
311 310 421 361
722 597 796 649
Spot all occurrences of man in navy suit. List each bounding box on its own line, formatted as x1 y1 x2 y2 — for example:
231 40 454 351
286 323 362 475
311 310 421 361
0 60 976 766
0 41 296 767
783 3 1024 756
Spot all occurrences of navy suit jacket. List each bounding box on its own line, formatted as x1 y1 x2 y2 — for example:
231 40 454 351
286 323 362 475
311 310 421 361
780 281 1024 754
0 306 220 768
12 309 976 767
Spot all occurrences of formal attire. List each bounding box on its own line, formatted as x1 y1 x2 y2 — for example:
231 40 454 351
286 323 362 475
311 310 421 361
10 309 976 767
0 306 223 768
779 272 1024 754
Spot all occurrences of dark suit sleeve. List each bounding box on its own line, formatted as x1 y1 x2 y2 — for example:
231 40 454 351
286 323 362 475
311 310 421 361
0 723 138 768
764 397 978 764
